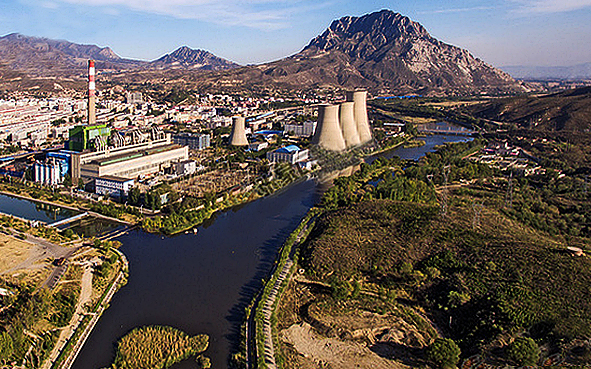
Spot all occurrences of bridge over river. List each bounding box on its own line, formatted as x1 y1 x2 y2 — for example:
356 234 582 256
417 122 475 136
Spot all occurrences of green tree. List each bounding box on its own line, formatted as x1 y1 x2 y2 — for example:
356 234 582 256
0 331 14 360
507 337 539 366
62 173 72 187
426 338 461 369
128 186 141 206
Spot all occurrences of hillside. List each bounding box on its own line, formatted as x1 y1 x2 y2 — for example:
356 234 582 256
467 86 591 132
276 142 591 368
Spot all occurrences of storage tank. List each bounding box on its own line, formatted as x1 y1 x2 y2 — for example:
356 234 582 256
311 104 346 152
229 116 248 146
346 90 372 144
339 101 361 148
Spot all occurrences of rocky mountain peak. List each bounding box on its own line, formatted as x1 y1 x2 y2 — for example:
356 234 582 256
304 10 430 57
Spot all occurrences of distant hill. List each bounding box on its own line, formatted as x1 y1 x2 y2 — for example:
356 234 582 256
0 33 142 77
502 63 591 80
0 33 238 79
467 86 591 132
150 46 239 71
204 10 524 95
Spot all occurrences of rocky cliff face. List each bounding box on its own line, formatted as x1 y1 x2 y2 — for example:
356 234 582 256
150 46 239 71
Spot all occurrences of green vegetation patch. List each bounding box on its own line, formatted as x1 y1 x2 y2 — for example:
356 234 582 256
113 325 208 369
298 149 591 360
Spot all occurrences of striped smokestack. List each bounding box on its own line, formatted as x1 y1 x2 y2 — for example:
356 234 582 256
88 60 96 125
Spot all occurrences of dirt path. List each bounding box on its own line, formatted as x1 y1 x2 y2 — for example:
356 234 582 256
43 259 96 369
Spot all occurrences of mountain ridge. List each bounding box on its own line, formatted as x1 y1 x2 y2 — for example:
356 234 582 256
0 33 239 77
0 10 525 95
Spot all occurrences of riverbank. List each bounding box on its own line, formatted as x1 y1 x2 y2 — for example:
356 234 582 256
47 248 128 369
0 210 126 368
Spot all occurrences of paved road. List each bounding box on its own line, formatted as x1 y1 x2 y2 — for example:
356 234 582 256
256 216 315 369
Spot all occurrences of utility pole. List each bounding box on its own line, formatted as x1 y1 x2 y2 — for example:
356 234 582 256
472 200 484 229
505 171 513 208
441 165 451 218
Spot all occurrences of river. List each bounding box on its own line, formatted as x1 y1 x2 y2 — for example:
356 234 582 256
0 133 471 368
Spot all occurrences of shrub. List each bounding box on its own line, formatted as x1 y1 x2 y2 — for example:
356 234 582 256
507 337 539 366
426 338 461 369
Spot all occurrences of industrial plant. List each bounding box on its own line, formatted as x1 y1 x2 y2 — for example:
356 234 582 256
312 90 372 152
27 60 190 190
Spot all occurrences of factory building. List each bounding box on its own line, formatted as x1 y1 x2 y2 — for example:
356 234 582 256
68 124 111 152
173 133 211 151
284 121 317 138
175 160 197 176
62 61 190 185
73 137 188 181
34 159 62 186
267 145 309 164
95 176 135 198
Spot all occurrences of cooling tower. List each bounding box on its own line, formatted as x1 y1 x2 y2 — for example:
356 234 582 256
339 102 360 148
229 116 248 146
346 90 372 144
88 60 96 125
312 104 346 152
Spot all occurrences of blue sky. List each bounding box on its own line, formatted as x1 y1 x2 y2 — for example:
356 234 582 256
1 0 591 67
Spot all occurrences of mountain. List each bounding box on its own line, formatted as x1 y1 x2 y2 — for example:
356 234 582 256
206 10 523 95
150 46 239 71
501 63 591 80
0 33 138 77
0 33 238 79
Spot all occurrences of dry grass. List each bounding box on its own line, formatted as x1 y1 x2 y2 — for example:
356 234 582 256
113 325 209 369
0 233 32 273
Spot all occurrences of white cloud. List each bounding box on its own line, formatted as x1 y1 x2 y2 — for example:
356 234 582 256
51 0 328 30
512 0 591 13
419 6 499 14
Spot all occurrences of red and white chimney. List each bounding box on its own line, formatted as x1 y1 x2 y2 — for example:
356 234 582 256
88 59 96 125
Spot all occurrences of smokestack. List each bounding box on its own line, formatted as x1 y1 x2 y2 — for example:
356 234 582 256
229 116 248 146
311 104 346 152
88 60 96 126
346 90 372 144
339 101 360 148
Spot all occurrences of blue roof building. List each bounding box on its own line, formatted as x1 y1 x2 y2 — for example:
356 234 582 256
267 145 309 164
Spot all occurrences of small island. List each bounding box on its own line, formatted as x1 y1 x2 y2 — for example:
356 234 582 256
112 325 209 369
